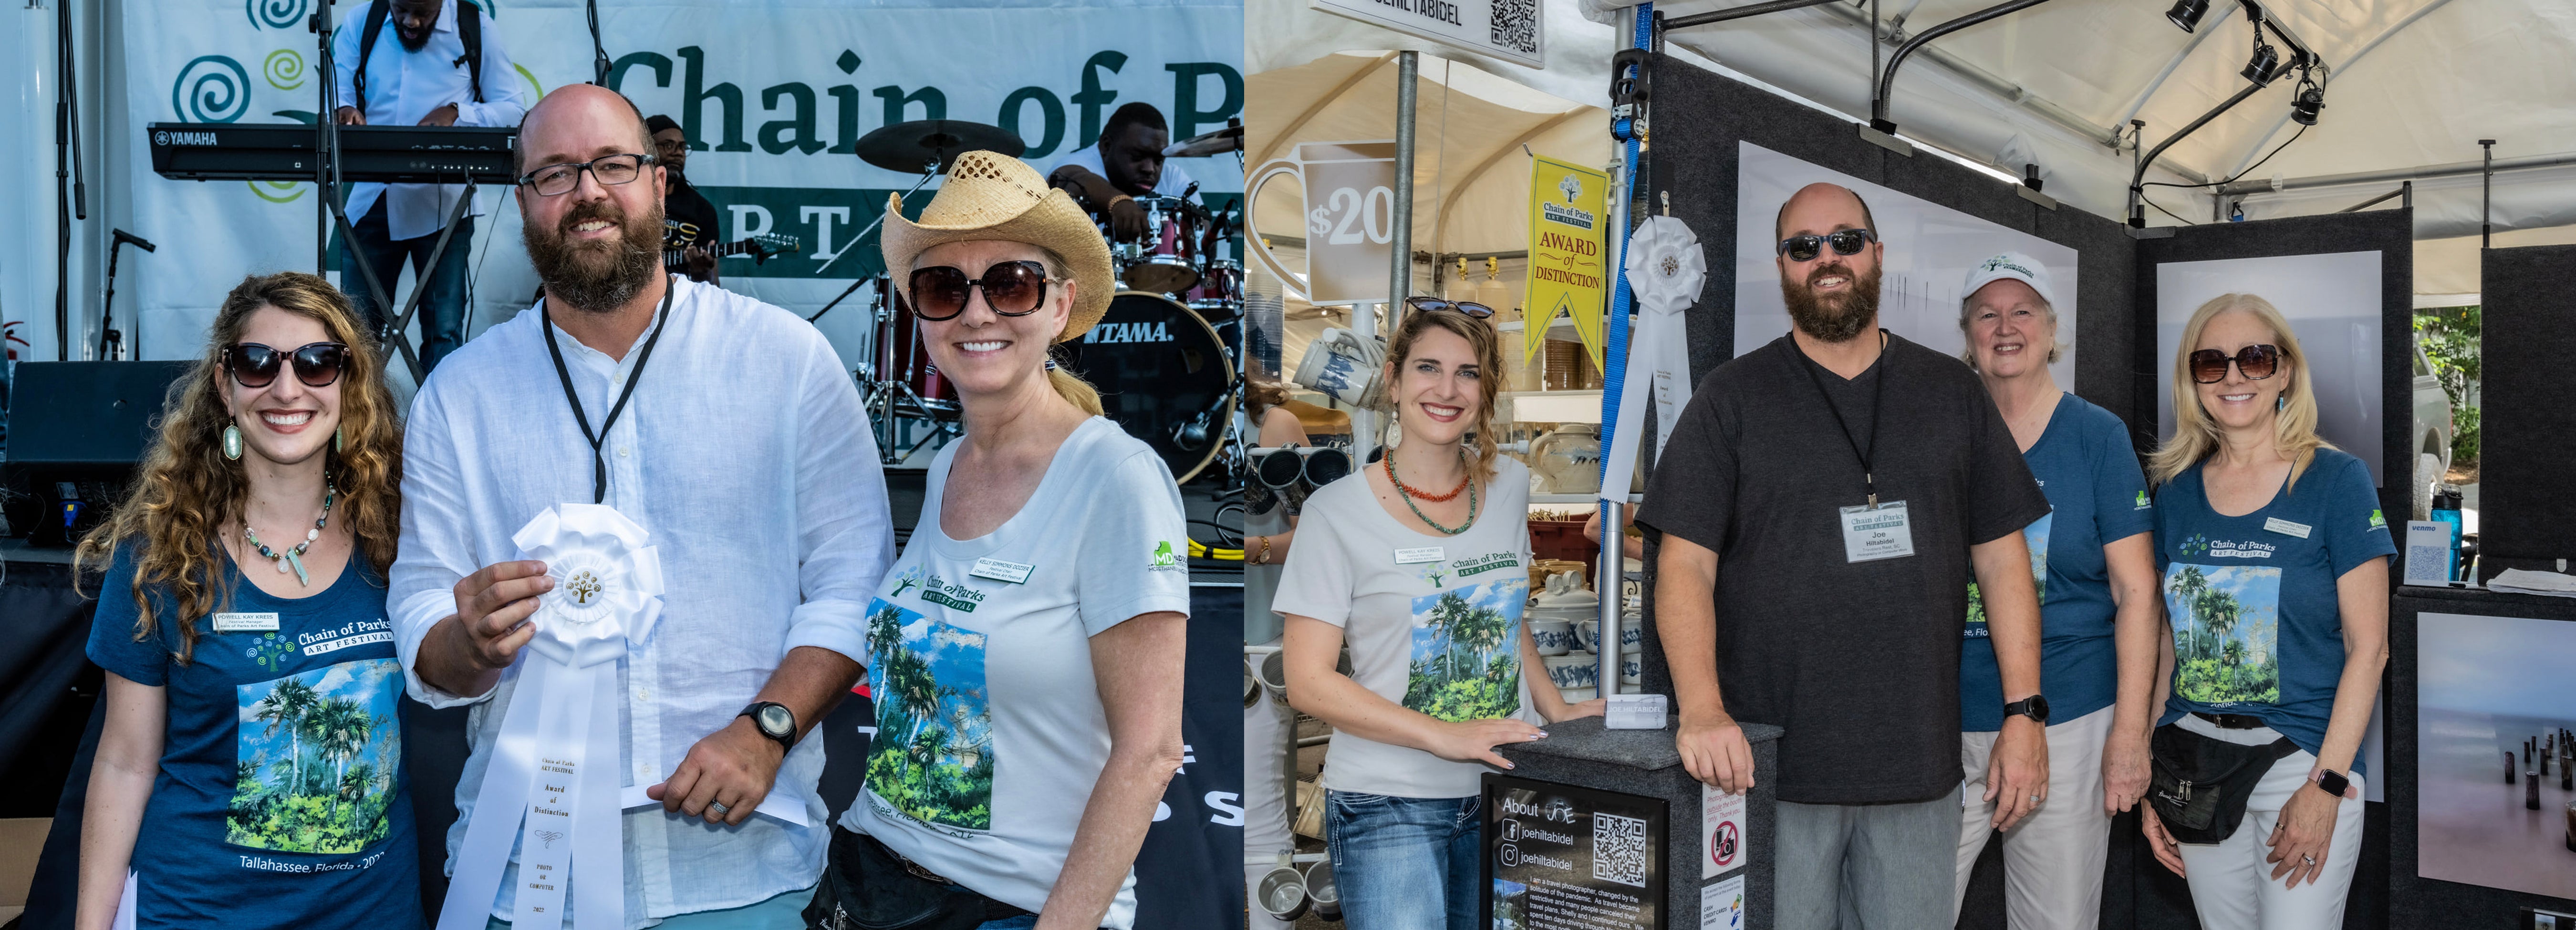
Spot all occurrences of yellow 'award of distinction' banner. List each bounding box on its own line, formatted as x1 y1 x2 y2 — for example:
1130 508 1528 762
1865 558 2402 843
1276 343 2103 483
1523 154 1611 372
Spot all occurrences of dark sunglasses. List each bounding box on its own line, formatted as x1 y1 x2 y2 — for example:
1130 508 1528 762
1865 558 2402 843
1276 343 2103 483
1403 296 1495 319
223 341 350 389
2188 344 2282 383
908 261 1066 321
1776 228 1878 262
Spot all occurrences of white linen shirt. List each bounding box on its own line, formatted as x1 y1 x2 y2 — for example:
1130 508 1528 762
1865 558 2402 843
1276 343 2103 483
391 277 894 928
332 0 527 240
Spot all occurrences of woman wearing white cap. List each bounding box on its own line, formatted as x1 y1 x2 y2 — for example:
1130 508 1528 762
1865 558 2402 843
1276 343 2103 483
1949 253 2164 928
811 151 1189 930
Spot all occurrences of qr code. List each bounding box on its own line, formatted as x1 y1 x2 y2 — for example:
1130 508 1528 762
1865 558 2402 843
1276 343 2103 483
1591 811 1650 888
1489 0 1539 55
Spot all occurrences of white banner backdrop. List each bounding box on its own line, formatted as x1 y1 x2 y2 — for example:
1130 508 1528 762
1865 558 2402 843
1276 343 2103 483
118 0 1242 379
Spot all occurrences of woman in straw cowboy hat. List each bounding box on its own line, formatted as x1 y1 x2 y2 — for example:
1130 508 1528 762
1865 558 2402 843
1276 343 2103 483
812 151 1189 930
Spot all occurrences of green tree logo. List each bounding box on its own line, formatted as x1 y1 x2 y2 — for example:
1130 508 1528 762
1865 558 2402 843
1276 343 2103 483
889 567 924 598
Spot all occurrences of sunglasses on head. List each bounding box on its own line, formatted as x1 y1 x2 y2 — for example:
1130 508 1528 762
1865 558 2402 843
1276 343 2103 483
223 341 350 389
1776 228 1877 263
1402 296 1496 319
2188 344 2282 383
908 261 1066 321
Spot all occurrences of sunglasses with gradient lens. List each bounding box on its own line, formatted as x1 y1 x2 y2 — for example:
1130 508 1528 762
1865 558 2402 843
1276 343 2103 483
908 261 1064 321
1776 228 1878 263
2188 344 2282 383
1402 296 1495 318
224 341 350 389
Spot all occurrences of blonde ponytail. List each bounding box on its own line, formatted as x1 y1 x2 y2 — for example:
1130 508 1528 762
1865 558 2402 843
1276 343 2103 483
1047 364 1104 416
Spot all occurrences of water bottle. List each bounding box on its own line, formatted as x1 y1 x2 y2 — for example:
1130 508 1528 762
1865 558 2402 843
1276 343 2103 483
2431 485 2464 581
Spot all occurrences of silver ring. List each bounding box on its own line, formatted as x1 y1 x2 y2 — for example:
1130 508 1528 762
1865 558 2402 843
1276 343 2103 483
2030 794 2042 803
2302 855 2315 866
707 801 730 816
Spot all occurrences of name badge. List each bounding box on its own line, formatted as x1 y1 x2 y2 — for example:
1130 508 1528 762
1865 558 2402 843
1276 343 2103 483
1839 501 1915 563
969 558 1035 585
214 612 280 632
1394 546 1446 565
2264 517 2312 539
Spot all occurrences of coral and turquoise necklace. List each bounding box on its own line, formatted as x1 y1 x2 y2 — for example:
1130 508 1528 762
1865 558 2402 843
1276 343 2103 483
1386 448 1478 536
245 482 336 586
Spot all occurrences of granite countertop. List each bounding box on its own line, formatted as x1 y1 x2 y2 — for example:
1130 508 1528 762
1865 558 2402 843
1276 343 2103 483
1505 715 1785 771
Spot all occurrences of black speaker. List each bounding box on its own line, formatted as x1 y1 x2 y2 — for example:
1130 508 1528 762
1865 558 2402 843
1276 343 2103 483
2 361 195 546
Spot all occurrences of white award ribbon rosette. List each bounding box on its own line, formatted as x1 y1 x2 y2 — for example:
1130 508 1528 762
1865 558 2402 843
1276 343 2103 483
438 504 664 930
1604 215 1706 495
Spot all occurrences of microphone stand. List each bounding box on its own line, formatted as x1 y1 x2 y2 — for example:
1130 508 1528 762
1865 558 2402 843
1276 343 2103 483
100 231 156 362
310 3 406 373
55 0 88 361
586 0 610 84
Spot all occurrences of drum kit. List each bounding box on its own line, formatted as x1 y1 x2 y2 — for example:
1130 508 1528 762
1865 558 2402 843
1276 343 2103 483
834 119 1249 484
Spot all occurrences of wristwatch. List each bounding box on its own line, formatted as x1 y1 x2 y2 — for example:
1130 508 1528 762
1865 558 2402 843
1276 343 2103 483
2002 694 2052 725
738 701 799 751
2313 768 2350 799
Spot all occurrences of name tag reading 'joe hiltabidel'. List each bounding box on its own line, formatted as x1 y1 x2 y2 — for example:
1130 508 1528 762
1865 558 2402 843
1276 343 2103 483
1840 501 1915 562
1393 547 1446 565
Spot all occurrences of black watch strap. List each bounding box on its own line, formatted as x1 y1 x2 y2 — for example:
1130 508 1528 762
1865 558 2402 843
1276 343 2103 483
2315 768 2350 798
2003 694 2051 725
739 701 798 750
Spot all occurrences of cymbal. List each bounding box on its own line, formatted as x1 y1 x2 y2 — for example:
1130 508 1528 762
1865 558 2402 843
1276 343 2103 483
1163 124 1243 158
853 119 1027 174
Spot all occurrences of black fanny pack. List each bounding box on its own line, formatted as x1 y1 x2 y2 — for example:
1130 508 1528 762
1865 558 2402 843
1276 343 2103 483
804 826 1031 930
2146 722 2299 844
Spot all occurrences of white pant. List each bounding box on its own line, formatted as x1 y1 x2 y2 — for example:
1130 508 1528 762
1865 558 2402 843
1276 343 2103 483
2169 715 2366 930
1955 704 2116 929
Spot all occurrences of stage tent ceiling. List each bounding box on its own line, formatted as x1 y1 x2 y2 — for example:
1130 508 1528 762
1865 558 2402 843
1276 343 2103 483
1252 0 2576 302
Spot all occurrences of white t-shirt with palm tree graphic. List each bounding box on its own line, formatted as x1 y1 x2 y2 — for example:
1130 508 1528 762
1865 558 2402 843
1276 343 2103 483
1274 456 1537 799
834 417 1191 929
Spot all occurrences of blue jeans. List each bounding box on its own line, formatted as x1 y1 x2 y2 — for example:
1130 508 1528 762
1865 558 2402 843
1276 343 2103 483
1324 790 1481 930
338 205 472 372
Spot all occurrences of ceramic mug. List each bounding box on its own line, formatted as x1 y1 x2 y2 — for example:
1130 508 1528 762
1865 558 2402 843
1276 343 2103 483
1529 620 1573 656
1543 654 1599 691
1621 654 1643 685
1619 620 1643 654
1572 620 1598 653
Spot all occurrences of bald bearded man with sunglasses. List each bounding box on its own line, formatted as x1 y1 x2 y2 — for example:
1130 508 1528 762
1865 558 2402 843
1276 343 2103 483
1637 183 2054 930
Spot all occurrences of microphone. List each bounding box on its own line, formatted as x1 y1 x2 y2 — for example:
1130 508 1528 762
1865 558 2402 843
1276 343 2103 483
112 229 156 252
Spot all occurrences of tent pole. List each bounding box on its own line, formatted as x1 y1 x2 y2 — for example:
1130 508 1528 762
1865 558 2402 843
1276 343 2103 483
1389 51 1418 327
2479 139 2494 249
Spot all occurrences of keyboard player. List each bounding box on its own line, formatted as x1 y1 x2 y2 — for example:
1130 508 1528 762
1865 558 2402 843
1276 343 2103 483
331 0 525 373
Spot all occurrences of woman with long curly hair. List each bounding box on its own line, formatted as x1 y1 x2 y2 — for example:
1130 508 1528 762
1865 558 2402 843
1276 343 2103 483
73 272 419 930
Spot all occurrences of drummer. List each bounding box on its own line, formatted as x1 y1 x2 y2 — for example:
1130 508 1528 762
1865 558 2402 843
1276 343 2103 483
1049 102 1201 243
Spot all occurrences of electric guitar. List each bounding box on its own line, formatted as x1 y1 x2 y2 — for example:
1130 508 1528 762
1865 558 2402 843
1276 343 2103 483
665 231 802 269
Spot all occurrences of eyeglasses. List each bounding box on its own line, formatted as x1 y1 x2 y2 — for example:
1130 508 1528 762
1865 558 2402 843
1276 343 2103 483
516 153 655 197
1402 296 1495 319
223 341 350 389
1776 228 1878 263
908 261 1066 321
2188 344 2282 383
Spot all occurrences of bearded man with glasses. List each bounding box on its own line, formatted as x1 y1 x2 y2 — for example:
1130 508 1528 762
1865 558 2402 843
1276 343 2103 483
1635 182 2054 930
388 84 896 930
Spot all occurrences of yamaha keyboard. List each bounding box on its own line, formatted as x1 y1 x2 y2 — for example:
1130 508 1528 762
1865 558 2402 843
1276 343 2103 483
147 122 516 184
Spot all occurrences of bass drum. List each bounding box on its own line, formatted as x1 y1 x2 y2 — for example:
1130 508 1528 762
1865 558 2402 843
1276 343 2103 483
1061 291 1235 483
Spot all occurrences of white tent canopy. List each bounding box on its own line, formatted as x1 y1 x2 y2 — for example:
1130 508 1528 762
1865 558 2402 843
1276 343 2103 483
1253 0 2576 300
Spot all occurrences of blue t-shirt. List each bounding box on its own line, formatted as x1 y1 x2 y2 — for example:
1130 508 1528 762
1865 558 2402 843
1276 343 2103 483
85 545 422 930
2152 448 2395 775
1960 394 2155 731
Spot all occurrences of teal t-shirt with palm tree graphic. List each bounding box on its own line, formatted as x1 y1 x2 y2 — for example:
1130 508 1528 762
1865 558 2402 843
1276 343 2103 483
2152 449 2395 774
85 545 421 929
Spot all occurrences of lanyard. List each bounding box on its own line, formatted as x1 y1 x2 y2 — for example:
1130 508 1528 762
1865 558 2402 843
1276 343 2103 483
1793 331 1890 506
541 278 676 504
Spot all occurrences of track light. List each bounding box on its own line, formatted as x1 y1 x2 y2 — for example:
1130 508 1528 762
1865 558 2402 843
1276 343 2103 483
2242 42 2280 83
2165 0 2210 32
2290 84 2325 125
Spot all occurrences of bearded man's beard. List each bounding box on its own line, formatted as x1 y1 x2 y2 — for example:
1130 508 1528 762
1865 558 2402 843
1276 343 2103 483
1782 260 1882 343
527 197 665 312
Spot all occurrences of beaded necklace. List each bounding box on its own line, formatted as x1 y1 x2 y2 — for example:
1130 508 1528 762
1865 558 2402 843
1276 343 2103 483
245 482 336 587
1386 448 1478 536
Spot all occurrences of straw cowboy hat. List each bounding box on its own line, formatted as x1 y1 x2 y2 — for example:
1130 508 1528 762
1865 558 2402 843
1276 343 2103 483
880 150 1114 344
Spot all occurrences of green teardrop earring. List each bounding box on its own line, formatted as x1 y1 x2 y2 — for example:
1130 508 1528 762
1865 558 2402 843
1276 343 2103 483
223 421 244 461
334 426 345 453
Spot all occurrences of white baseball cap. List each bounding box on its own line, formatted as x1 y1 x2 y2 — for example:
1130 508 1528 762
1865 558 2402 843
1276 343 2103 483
1960 252 2057 310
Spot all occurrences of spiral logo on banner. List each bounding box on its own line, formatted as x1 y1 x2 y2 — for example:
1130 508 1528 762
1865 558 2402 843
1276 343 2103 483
172 55 253 123
263 49 306 91
247 0 308 31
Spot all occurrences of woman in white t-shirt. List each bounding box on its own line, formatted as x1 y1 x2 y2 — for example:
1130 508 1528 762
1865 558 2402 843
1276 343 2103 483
815 151 1189 930
1276 301 1605 930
